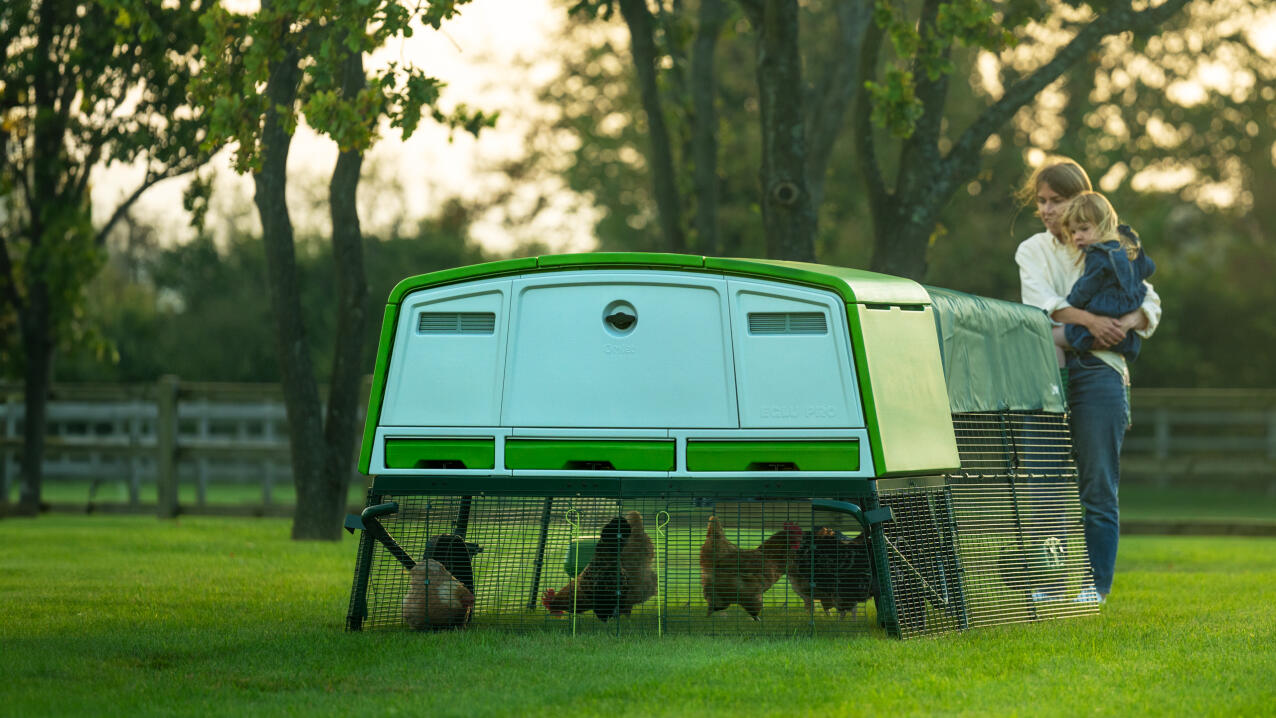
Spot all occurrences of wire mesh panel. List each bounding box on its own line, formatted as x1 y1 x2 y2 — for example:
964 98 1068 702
346 491 885 637
945 411 1099 629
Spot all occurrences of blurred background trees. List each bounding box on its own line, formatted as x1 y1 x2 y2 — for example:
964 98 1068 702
0 0 213 515
9 0 1273 392
4 0 1276 521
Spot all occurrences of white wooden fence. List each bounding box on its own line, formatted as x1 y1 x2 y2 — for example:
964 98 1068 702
0 378 367 516
1123 388 1276 494
2 382 1274 516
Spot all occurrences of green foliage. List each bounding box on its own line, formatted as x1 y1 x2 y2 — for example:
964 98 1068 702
0 0 213 380
867 0 1022 139
864 67 924 139
192 0 497 173
57 203 491 383
1 516 1274 715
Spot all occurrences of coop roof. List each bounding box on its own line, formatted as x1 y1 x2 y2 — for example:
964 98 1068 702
384 253 932 306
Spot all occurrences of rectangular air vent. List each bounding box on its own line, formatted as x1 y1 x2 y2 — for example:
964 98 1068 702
747 312 827 335
418 312 497 334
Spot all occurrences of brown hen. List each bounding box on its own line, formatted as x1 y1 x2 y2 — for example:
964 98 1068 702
699 516 802 620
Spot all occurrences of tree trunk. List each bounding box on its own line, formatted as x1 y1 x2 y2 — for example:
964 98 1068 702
12 0 69 518
870 211 934 281
618 0 686 253
747 0 815 262
313 49 370 541
690 0 727 255
252 47 331 540
14 300 52 517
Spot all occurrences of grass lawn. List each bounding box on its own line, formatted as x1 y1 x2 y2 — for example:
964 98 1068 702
1121 484 1276 524
17 480 1276 530
1 516 1273 716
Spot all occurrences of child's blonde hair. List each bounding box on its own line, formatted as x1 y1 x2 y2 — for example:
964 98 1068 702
1060 192 1140 259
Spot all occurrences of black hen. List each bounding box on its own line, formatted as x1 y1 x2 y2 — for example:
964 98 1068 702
542 516 632 621
787 526 876 619
425 534 483 594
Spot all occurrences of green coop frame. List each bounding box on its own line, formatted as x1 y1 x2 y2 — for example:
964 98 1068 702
345 253 1094 639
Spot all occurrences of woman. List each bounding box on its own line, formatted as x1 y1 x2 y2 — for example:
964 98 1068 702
1014 159 1162 604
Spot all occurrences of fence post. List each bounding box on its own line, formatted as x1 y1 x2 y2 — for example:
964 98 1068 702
0 390 9 507
1268 409 1276 462
156 376 180 519
1153 408 1170 461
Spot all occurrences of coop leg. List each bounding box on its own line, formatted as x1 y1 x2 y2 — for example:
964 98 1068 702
526 497 554 609
869 519 901 636
346 495 384 631
862 490 904 637
453 495 474 539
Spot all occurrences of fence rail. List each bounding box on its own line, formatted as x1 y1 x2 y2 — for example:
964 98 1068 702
0 378 367 516
1124 388 1276 494
2 383 1274 517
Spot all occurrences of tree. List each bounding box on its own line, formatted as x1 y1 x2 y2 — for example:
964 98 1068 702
858 0 1194 279
545 0 1200 274
60 198 492 385
0 0 212 516
193 0 493 539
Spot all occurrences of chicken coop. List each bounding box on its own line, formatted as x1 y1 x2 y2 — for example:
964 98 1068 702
344 253 1098 639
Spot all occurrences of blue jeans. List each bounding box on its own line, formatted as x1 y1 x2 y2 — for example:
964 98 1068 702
1066 354 1128 596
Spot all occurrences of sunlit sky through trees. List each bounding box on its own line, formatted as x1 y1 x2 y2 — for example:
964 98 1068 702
92 0 1276 254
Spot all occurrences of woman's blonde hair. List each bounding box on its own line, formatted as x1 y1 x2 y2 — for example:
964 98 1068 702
1014 158 1093 208
1061 191 1140 258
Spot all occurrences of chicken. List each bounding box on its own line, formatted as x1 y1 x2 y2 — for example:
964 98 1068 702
542 515 631 621
618 510 657 615
402 558 475 630
425 533 482 594
699 516 802 620
787 526 876 619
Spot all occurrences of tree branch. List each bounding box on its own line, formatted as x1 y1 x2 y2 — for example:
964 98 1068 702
72 135 109 205
93 163 200 247
0 234 26 312
940 0 1193 190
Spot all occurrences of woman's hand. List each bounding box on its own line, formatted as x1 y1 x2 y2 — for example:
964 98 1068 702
1087 314 1127 348
1052 307 1127 349
1119 309 1149 334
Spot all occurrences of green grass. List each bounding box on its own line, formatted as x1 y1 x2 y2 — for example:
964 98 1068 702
16 480 1276 527
1 516 1273 717
7 479 368 509
1121 484 1276 523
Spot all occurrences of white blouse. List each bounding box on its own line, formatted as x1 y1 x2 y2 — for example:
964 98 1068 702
1015 231 1162 382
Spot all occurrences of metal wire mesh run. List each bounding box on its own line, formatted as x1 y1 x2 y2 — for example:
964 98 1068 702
346 492 887 637
344 410 1098 639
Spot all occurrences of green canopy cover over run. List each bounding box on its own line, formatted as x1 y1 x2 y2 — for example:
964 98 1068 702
924 285 1066 414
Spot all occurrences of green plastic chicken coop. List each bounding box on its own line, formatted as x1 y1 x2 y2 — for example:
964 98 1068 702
344 253 1097 638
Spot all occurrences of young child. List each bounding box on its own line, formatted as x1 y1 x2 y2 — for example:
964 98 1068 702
1054 191 1157 362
